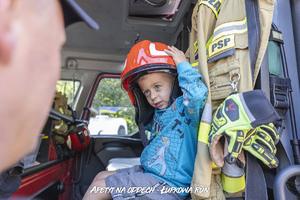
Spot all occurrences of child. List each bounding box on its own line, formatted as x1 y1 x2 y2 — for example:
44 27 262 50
83 40 207 200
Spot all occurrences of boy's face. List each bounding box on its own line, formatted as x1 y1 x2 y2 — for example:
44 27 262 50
137 72 174 110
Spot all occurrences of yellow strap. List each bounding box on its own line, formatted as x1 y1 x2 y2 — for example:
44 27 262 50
191 62 199 68
193 35 213 60
212 161 218 168
221 173 245 193
198 0 223 18
194 41 198 54
198 121 211 144
206 36 213 50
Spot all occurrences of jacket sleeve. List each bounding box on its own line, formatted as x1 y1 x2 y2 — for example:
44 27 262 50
189 1 221 199
177 62 207 113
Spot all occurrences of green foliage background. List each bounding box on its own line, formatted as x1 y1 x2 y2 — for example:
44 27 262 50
56 80 80 109
91 78 137 134
56 78 138 134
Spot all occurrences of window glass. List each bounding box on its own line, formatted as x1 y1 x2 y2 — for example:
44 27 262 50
56 80 80 108
89 78 137 136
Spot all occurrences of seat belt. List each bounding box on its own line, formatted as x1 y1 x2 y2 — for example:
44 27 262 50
244 0 268 199
138 122 149 146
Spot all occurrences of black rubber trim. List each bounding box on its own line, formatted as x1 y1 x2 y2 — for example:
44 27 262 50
21 157 72 178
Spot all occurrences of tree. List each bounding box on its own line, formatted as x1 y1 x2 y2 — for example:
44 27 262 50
56 80 80 108
91 78 137 134
56 78 138 134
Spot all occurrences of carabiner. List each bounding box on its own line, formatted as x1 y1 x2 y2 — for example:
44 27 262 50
230 73 240 94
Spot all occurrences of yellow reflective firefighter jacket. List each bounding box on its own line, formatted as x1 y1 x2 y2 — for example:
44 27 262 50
187 0 274 199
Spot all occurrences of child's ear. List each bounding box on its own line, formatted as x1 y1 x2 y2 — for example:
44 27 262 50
0 0 16 66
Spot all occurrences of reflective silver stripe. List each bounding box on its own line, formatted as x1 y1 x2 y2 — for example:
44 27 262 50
238 93 255 123
213 18 247 41
201 103 212 123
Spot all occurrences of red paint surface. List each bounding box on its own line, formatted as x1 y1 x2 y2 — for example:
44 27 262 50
10 159 73 200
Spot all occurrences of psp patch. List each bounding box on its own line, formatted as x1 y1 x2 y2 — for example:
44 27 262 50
208 35 235 59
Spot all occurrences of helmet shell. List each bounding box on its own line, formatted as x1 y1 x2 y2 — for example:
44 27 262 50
121 40 176 104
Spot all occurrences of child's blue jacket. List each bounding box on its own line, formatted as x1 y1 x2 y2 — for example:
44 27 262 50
140 62 208 196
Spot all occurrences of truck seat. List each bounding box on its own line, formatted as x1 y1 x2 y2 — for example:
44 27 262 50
106 157 140 171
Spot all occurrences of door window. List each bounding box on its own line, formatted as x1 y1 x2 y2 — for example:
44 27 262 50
56 80 80 109
88 77 137 136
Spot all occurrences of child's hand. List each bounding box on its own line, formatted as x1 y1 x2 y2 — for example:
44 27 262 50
164 46 188 66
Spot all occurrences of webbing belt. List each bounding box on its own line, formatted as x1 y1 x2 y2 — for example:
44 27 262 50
268 28 292 119
245 0 261 84
245 152 268 200
244 0 267 199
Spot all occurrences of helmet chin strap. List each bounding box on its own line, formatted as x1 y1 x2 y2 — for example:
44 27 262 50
132 84 152 146
168 75 182 107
